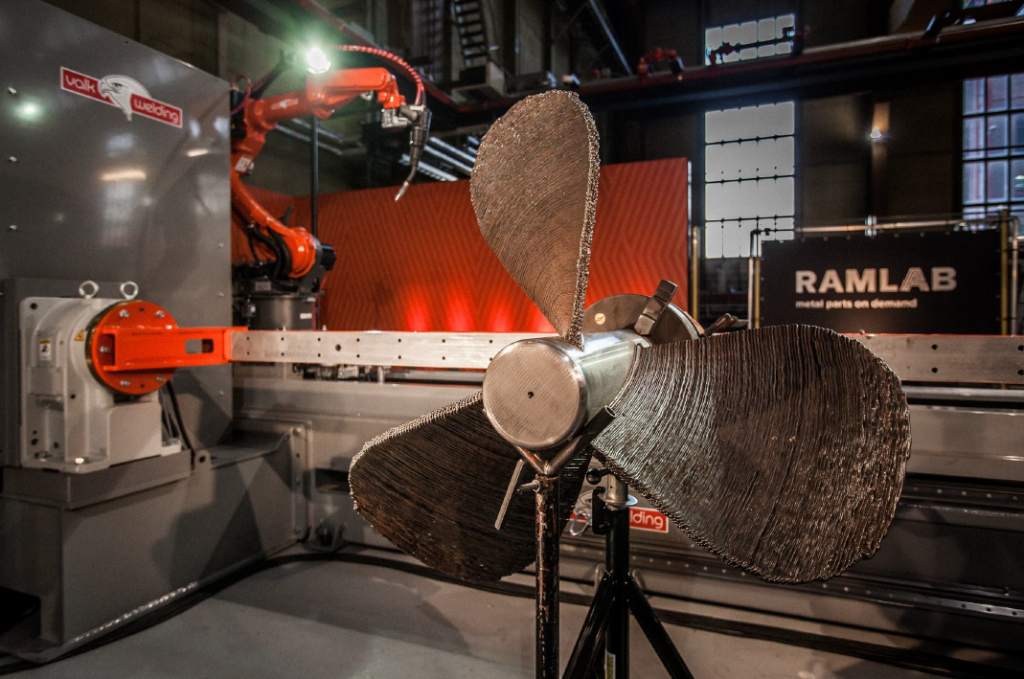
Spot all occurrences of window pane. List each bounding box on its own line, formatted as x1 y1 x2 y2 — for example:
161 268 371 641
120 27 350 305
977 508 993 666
964 162 985 204
988 160 1008 201
739 22 757 45
988 75 1009 112
757 44 776 58
705 222 724 259
754 137 795 177
758 18 776 42
705 182 726 221
987 114 1009 150
776 14 795 38
768 177 795 216
1012 73 1024 110
1012 112 1024 147
705 110 726 143
706 142 738 181
964 117 985 154
776 41 792 55
723 24 740 46
722 220 743 258
706 27 723 51
761 217 795 242
1012 159 1024 201
965 79 985 114
739 47 758 60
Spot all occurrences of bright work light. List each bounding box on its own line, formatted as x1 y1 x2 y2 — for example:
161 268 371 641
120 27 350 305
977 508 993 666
305 47 331 75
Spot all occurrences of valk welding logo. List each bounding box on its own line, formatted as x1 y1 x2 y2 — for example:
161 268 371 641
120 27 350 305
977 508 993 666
60 67 182 128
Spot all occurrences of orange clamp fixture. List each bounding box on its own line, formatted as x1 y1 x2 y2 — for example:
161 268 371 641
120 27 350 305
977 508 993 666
87 301 243 396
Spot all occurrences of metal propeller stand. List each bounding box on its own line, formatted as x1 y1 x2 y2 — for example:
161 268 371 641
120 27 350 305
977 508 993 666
497 279 702 679
505 408 615 679
562 474 694 679
511 407 693 679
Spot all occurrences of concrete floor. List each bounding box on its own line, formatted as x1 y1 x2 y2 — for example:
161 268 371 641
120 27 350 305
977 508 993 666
7 552 941 679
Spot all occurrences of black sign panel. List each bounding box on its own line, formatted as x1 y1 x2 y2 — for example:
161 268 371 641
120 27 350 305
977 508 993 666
759 230 1002 334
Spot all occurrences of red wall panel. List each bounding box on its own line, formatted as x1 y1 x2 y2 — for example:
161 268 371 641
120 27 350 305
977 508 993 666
239 158 690 332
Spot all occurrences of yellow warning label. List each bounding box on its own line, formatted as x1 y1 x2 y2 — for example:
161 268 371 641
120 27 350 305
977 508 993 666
75 330 85 342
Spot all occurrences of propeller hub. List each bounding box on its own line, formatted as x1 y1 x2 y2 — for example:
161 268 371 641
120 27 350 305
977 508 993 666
482 331 649 451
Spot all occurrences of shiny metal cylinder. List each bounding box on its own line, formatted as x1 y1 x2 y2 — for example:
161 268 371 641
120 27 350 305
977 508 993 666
482 331 649 450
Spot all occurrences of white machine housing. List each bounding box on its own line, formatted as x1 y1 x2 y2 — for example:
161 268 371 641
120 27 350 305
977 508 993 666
19 296 180 473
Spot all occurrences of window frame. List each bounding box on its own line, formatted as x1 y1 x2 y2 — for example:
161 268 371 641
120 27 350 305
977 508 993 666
961 73 1024 224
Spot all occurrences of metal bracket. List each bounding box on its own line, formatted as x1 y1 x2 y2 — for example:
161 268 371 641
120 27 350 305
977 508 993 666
702 313 738 336
516 407 616 478
634 279 677 337
494 458 526 530
494 407 616 530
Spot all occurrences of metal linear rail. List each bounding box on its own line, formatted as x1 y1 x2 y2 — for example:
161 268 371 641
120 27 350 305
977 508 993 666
232 331 547 370
854 335 1024 385
232 329 1024 388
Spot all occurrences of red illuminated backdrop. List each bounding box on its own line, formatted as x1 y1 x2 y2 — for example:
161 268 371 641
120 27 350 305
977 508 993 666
231 158 690 332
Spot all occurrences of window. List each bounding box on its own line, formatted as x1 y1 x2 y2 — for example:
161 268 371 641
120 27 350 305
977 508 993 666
705 14 795 65
704 102 796 258
962 73 1024 223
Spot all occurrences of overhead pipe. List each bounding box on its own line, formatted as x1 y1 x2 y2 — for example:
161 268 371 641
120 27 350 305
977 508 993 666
585 0 631 75
422 144 474 176
427 136 478 167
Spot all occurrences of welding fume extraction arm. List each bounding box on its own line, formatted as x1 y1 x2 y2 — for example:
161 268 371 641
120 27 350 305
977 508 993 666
230 45 430 287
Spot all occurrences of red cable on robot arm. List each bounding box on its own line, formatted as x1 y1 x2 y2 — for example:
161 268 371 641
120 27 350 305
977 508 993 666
230 67 411 279
331 44 425 106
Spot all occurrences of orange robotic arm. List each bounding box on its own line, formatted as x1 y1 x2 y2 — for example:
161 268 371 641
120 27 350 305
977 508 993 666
231 68 409 279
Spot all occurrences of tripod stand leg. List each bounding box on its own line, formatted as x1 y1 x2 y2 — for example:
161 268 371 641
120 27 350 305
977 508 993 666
624 575 695 679
606 504 630 679
563 573 615 679
536 475 561 679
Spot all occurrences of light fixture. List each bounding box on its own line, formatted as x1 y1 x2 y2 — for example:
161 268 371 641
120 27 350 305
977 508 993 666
15 101 41 121
305 46 331 75
186 148 210 158
100 168 147 182
869 126 883 141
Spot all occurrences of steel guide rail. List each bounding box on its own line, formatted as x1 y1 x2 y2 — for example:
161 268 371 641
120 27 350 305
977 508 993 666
231 331 549 370
232 330 1024 387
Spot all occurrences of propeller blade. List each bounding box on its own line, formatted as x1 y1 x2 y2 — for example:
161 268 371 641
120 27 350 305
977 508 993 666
471 91 599 349
593 325 911 583
350 392 591 582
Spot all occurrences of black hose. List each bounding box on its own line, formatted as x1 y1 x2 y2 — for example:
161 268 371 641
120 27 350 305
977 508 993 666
267 229 291 281
164 382 195 457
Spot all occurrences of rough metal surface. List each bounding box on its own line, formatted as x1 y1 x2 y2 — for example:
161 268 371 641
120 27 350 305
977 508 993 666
470 91 600 349
349 392 589 582
594 325 912 583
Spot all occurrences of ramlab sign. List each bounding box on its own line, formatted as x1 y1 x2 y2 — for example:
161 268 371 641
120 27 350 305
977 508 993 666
760 231 1002 334
796 267 957 294
60 67 182 128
